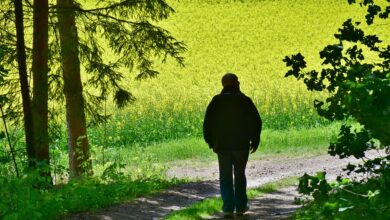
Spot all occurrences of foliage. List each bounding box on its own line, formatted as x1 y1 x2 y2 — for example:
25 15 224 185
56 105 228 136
295 173 390 219
284 0 390 219
67 0 186 122
0 46 7 76
0 154 180 220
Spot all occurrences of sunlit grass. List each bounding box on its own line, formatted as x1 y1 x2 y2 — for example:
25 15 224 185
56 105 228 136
82 0 389 150
86 122 341 170
0 171 183 220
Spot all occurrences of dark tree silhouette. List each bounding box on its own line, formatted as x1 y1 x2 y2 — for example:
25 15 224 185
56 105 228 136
13 0 35 168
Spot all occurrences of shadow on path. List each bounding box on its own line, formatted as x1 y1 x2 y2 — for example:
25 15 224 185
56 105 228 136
206 186 299 220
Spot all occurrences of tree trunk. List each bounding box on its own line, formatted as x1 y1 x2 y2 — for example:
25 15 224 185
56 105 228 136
13 0 35 168
56 0 92 177
32 0 50 179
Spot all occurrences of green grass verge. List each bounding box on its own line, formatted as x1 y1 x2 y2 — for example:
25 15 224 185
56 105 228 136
0 174 184 220
90 122 341 168
164 177 298 220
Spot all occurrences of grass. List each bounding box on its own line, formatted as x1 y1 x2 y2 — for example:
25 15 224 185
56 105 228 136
164 176 298 220
6 121 340 179
0 174 183 220
86 122 341 169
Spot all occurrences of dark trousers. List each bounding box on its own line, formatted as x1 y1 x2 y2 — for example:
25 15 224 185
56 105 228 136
217 150 249 212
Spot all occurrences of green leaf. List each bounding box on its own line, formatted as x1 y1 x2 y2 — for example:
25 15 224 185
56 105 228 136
338 206 354 212
0 156 10 163
316 171 326 180
368 189 380 199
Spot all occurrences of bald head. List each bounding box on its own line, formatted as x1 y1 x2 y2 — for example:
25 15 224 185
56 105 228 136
221 73 240 89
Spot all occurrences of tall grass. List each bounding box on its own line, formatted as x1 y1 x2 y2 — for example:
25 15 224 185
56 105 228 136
116 0 377 132
83 0 388 152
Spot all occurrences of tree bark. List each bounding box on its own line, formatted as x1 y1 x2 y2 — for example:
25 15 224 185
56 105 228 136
32 0 50 176
56 0 92 177
13 0 35 167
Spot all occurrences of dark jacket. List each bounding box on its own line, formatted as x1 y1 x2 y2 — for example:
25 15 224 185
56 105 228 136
203 87 262 152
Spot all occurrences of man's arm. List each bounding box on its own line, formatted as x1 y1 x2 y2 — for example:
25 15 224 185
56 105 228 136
248 99 262 153
203 97 217 149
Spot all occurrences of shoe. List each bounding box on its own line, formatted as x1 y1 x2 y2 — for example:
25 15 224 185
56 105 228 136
223 211 234 218
236 206 250 216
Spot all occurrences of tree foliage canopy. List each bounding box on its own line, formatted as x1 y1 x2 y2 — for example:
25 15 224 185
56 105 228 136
0 0 186 125
284 0 390 218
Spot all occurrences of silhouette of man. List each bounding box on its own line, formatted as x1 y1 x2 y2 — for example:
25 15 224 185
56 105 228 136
203 73 262 218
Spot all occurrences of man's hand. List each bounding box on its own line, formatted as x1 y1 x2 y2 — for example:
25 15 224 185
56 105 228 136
250 145 257 154
212 144 220 154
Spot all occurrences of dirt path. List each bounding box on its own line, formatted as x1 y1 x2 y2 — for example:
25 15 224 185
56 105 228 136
65 152 378 220
167 154 358 187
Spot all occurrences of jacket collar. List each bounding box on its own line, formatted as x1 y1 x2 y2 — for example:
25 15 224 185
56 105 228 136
221 86 241 94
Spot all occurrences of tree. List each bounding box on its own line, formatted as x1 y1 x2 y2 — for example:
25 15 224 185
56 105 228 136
0 0 186 178
0 45 20 177
31 0 50 180
56 0 92 177
51 0 186 176
13 0 35 167
0 0 51 181
284 0 390 218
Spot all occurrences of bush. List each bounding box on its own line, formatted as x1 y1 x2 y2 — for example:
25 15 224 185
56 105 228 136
284 0 390 219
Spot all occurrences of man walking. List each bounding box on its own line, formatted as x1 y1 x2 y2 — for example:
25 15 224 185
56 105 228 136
203 73 262 218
